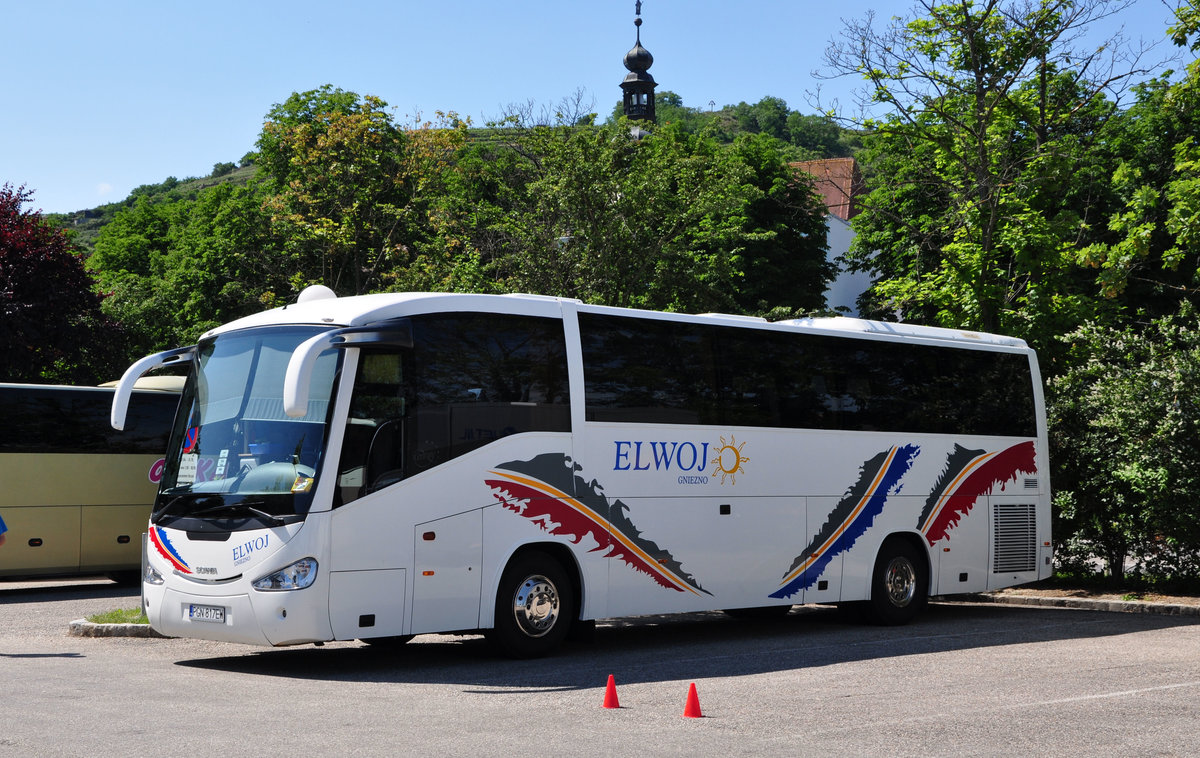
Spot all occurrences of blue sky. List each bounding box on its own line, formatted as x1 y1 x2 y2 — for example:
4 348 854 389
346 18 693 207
1 0 1185 214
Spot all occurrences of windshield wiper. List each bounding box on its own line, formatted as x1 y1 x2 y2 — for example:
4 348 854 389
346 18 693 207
155 493 220 521
191 500 287 526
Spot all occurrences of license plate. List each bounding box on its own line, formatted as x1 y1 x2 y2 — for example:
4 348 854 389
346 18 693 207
189 604 225 623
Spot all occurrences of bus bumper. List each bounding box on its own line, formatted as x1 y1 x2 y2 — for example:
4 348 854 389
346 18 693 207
145 583 332 646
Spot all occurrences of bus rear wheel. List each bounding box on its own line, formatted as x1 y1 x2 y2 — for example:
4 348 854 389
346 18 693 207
867 539 927 626
486 551 573 659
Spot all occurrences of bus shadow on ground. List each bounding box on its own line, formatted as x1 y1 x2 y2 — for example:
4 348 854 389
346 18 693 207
0 577 136 604
174 601 1200 688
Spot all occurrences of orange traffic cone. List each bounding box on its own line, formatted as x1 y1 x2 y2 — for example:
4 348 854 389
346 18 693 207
682 682 703 718
603 674 621 709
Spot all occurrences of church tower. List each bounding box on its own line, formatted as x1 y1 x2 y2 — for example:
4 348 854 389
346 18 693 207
620 1 657 123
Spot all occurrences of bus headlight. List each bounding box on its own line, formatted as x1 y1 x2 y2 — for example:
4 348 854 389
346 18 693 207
252 558 318 591
144 562 164 586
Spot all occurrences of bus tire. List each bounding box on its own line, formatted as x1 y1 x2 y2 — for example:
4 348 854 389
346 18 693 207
486 551 573 659
866 538 927 626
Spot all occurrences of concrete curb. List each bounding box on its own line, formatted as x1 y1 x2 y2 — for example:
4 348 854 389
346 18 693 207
952 593 1200 617
68 619 170 638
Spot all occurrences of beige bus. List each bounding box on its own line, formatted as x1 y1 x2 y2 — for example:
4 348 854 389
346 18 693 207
0 377 180 581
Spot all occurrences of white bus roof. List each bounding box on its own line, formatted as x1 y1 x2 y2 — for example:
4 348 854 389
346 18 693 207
782 316 1028 348
204 287 1028 350
203 291 574 338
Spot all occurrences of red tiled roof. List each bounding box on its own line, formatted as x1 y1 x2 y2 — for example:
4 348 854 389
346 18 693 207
792 158 863 221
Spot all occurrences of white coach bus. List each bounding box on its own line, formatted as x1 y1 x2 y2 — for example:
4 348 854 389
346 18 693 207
111 286 1051 656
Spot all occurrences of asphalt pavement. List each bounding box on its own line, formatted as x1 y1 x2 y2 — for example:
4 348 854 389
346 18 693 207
3 576 1200 757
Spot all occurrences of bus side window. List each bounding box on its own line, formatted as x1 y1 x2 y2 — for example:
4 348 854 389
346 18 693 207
336 351 408 506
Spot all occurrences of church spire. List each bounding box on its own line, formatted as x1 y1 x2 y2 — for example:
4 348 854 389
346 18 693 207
620 1 657 123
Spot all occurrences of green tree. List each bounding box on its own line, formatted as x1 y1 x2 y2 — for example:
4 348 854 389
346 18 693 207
828 0 1149 343
88 181 279 356
727 132 834 314
86 195 180 355
1050 304 1200 582
434 119 831 313
160 181 285 328
786 113 846 158
84 86 827 364
1171 0 1200 48
1 184 122 383
1075 1 1200 310
606 92 859 157
751 96 790 141
258 86 467 296
497 120 752 310
255 85 366 182
724 97 794 143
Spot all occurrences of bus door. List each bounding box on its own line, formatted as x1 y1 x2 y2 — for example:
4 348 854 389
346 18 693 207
328 349 414 639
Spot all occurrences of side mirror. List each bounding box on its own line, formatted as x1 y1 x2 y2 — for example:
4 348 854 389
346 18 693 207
284 322 413 418
110 346 196 429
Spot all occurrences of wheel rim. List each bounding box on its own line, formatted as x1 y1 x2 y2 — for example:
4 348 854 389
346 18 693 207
884 556 917 608
511 574 560 638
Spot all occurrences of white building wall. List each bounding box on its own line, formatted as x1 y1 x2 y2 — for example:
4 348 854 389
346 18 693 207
823 215 873 316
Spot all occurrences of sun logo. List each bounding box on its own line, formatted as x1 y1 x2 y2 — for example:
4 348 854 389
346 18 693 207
710 435 749 485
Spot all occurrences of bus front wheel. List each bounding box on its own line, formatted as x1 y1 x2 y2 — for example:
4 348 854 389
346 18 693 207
487 551 573 659
867 539 928 626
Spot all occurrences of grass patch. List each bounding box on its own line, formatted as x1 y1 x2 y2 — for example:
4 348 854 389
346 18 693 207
86 608 149 625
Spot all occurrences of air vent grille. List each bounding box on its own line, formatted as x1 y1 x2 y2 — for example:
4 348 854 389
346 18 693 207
993 502 1037 573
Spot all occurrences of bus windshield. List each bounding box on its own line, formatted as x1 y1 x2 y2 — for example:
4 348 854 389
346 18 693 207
153 326 341 528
